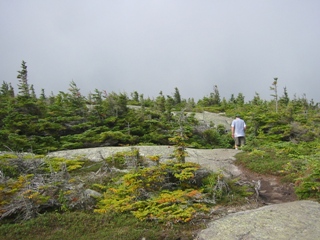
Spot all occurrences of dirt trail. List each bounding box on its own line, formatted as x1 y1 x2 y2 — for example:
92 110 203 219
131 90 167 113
237 164 297 204
185 148 298 205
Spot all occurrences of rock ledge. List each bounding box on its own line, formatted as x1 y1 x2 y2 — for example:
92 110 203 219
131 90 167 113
196 200 320 240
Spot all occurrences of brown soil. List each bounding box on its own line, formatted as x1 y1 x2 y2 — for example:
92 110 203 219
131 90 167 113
203 164 299 233
197 162 299 228
237 164 298 204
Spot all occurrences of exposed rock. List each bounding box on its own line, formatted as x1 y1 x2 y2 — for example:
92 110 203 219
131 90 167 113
46 146 317 240
47 147 241 178
188 111 233 130
84 189 102 198
47 146 174 163
186 148 242 178
196 200 320 240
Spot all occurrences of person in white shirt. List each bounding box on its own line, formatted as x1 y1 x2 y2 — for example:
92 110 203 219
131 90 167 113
231 114 246 150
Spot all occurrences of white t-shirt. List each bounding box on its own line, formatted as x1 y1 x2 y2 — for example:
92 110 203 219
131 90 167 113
231 118 246 137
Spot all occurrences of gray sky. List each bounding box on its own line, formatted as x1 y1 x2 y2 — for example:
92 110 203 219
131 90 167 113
1 0 320 102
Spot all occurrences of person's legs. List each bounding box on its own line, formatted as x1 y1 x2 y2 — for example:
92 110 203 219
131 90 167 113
240 137 246 147
234 137 240 149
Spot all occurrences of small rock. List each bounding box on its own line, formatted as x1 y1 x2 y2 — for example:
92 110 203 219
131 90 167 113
84 189 102 198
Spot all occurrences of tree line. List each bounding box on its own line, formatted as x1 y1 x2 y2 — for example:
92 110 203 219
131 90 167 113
0 61 319 154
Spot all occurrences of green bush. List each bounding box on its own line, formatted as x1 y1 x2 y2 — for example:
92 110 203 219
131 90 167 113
95 161 251 223
295 157 320 201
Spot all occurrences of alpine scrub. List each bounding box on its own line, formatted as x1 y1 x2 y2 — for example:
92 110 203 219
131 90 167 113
95 161 248 223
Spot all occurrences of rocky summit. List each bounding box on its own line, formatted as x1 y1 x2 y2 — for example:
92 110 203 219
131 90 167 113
47 146 320 240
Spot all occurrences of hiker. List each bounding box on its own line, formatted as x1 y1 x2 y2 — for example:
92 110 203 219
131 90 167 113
231 114 246 150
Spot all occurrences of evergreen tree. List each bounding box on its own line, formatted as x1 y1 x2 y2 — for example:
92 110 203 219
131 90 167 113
165 95 175 120
210 85 221 105
199 85 221 107
17 60 30 97
131 91 139 103
0 81 14 97
68 81 86 109
40 89 46 100
30 84 36 99
155 91 166 112
229 94 236 104
235 93 245 106
104 92 128 117
173 87 181 105
220 97 228 111
279 87 290 106
186 98 195 111
251 92 263 105
0 82 14 130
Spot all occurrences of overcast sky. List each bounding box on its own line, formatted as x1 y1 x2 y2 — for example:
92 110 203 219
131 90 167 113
1 0 320 102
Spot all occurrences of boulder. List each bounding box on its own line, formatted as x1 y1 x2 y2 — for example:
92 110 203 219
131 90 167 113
196 200 320 240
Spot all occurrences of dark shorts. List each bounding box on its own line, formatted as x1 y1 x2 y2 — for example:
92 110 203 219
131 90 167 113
235 137 245 146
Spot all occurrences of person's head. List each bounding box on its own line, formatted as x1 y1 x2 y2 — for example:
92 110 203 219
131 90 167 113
235 114 240 118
